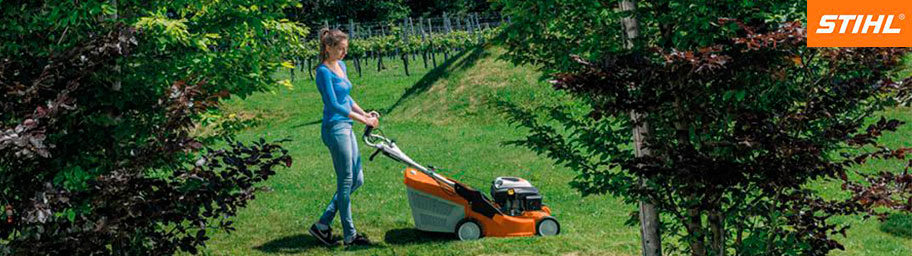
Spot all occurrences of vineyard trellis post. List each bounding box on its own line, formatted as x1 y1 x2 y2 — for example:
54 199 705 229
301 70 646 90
443 12 451 59
349 19 363 78
293 12 504 80
290 59 295 82
401 17 410 76
367 26 374 72
467 16 474 46
475 13 483 43
307 58 313 80
419 17 428 69
457 15 463 32
409 17 417 62
428 17 437 68
378 25 386 72
444 12 451 32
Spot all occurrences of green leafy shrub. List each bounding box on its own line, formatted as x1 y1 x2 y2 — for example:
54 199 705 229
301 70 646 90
495 0 912 255
1 1 302 254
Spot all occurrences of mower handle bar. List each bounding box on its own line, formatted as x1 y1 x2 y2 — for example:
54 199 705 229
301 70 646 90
362 125 455 187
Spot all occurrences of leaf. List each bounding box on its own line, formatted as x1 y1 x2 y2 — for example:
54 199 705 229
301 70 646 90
284 156 293 168
66 210 76 222
278 80 294 90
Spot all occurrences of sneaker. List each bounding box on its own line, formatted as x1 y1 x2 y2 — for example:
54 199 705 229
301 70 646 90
309 224 337 246
343 233 372 247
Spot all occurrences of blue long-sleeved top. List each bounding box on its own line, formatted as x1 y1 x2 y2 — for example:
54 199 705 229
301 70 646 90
315 61 354 124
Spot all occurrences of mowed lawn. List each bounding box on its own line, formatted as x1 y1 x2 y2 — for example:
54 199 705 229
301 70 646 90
198 45 912 255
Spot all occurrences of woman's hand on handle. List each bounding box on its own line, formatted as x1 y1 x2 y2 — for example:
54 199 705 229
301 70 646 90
366 116 379 128
348 112 377 128
365 111 380 128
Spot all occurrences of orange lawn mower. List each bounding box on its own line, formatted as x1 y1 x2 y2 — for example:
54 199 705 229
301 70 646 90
362 126 560 241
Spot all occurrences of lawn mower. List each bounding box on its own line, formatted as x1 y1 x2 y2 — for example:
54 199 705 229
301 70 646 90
362 126 560 241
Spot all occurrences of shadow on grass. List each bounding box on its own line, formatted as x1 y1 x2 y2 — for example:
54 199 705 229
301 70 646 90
383 228 456 245
880 213 912 238
291 119 322 128
254 233 386 254
383 45 490 114
253 233 327 254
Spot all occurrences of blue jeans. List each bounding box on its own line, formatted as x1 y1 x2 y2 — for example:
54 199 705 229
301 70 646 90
318 121 364 241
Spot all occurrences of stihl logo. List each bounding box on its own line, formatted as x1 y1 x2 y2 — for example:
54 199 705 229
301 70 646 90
816 15 903 34
808 0 912 47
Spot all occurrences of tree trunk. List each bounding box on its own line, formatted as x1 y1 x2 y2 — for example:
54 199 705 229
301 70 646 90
631 111 663 256
622 1 662 256
686 208 707 256
708 208 725 256
673 86 711 256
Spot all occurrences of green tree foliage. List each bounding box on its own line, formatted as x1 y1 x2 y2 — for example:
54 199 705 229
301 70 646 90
290 0 410 24
288 0 499 25
1 1 301 254
496 0 912 255
406 0 499 17
292 27 500 60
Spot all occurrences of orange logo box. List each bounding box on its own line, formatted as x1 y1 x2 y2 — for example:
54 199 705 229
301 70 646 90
808 0 912 47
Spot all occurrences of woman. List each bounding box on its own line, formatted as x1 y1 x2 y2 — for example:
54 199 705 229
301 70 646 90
308 28 378 247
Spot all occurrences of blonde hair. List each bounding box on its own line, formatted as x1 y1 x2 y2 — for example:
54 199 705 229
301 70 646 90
319 28 349 62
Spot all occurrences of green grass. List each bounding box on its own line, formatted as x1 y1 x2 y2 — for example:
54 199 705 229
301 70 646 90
200 46 638 255
198 46 912 255
881 214 912 239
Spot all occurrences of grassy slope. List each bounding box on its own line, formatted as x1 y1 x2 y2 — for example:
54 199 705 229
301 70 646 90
201 46 639 256
200 46 912 255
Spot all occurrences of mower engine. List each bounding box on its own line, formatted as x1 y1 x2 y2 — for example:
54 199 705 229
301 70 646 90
490 177 543 216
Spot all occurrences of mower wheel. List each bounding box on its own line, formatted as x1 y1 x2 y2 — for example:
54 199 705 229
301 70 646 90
456 219 483 241
536 217 560 236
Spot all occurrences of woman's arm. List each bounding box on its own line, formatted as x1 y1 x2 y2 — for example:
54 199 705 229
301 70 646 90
342 61 376 121
348 98 378 127
340 61 378 126
350 97 367 116
348 111 376 127
316 68 351 117
317 68 376 127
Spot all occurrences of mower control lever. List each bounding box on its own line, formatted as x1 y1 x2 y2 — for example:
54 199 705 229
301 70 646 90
364 125 375 138
363 125 388 162
370 148 382 161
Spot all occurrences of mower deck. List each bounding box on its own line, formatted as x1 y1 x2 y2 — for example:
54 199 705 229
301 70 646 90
403 167 554 238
